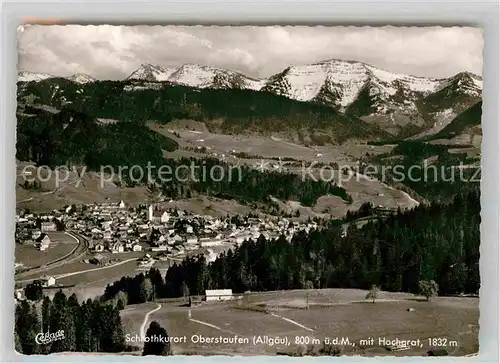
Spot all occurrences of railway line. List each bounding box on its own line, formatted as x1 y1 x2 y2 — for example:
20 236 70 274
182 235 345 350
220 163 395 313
15 231 89 280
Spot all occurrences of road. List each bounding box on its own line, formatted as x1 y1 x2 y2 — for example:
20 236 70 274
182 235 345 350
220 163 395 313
54 258 137 280
140 304 162 340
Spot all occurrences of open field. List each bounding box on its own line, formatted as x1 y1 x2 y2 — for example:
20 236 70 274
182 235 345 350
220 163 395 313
120 289 478 357
44 263 145 301
15 232 78 268
153 196 254 218
16 161 150 213
154 122 394 164
18 257 140 284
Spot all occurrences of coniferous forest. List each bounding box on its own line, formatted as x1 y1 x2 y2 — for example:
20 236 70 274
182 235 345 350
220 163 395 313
102 190 480 305
15 291 126 355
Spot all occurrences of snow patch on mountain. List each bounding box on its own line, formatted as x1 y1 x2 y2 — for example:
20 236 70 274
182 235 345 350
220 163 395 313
366 65 443 94
69 73 95 84
18 71 54 83
168 64 220 88
127 64 177 81
168 64 266 90
244 78 268 91
272 60 369 106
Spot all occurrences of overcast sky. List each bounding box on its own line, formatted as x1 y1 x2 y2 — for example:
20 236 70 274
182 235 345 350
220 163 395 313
18 25 483 80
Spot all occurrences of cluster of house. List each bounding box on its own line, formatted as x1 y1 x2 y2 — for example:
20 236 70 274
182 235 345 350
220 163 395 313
16 200 320 268
146 204 320 262
16 214 59 251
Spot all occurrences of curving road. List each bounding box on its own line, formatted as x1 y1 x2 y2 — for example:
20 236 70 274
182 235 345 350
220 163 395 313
140 304 162 340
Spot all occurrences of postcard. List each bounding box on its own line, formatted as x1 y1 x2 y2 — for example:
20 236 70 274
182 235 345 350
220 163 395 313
15 25 481 357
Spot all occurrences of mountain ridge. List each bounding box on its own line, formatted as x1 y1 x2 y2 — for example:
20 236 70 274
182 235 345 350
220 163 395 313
19 59 482 93
17 59 483 137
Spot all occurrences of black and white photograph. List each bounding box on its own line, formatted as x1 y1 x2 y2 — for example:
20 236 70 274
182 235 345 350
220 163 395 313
14 25 482 357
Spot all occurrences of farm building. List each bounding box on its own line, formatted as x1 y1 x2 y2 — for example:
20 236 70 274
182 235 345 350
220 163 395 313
40 275 56 287
203 248 218 263
111 242 124 253
148 205 170 223
186 236 198 245
36 233 51 251
200 238 223 248
157 252 169 261
14 289 24 301
205 289 233 302
151 245 168 252
91 253 109 266
41 221 57 232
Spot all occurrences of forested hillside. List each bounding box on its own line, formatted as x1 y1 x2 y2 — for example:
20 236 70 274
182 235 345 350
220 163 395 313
369 140 480 203
16 106 178 169
427 101 482 140
126 156 352 207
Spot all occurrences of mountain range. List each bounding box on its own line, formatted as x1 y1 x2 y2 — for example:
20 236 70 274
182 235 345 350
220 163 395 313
18 59 482 137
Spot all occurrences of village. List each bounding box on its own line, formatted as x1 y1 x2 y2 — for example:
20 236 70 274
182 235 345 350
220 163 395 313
14 200 320 290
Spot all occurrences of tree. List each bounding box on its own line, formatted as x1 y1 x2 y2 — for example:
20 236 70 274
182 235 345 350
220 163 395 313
418 280 439 301
181 281 190 303
41 296 51 332
14 330 23 354
25 281 44 301
114 290 128 310
116 299 125 311
100 305 125 352
15 301 41 355
142 321 172 356
139 278 153 303
54 218 66 231
304 280 314 309
49 306 76 352
365 285 380 303
49 290 76 353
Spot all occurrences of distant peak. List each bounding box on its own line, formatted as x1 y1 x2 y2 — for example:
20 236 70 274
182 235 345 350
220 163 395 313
18 71 54 82
69 73 95 84
453 71 482 80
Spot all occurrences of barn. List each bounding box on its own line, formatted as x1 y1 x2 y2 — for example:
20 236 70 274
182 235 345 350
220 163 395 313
204 289 233 302
40 275 56 287
91 253 109 266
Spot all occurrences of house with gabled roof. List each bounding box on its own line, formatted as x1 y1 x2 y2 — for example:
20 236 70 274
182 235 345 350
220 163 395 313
36 233 51 251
